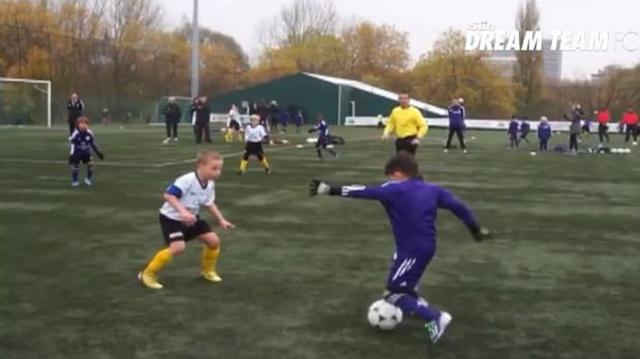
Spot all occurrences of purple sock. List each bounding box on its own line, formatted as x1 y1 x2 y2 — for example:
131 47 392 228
394 295 440 322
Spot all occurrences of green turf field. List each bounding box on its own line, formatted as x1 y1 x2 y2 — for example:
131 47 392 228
1 125 639 359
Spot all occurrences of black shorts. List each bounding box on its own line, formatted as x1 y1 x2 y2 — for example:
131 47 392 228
69 152 92 165
229 120 240 131
245 142 264 156
159 214 212 244
315 137 327 148
395 136 418 155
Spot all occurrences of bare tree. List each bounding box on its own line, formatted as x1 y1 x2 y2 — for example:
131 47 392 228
259 0 338 48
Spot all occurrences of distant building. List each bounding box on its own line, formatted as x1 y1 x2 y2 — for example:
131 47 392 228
541 39 562 81
483 39 563 81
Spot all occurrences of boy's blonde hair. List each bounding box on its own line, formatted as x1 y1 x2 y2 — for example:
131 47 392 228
250 114 260 122
76 116 90 125
196 150 223 165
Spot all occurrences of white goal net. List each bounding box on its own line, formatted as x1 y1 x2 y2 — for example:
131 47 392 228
0 77 51 127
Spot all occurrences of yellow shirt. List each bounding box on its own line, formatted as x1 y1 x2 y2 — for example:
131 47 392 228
384 106 428 139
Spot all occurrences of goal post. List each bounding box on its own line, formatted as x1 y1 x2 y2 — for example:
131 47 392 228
0 77 52 128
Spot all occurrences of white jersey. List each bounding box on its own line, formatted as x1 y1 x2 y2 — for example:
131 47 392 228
227 108 239 126
160 172 215 221
244 124 267 143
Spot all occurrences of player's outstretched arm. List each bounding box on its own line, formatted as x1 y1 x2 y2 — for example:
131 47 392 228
381 114 395 140
438 188 491 242
309 179 388 201
205 203 235 230
89 140 104 160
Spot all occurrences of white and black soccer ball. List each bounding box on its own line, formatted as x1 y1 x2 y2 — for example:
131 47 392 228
367 299 403 330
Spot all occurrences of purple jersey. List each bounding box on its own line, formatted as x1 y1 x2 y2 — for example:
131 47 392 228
341 179 479 254
508 120 519 135
448 105 466 129
314 120 329 139
69 129 99 156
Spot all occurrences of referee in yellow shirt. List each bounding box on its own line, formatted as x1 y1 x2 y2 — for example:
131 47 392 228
381 91 428 155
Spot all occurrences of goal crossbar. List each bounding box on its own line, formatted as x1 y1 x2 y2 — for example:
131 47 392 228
0 77 52 128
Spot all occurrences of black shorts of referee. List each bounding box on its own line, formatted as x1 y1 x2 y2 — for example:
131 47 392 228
395 135 418 155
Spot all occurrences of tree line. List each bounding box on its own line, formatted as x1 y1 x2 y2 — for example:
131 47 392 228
1 0 638 123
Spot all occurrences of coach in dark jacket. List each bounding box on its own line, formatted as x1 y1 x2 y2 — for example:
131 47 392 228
162 97 182 143
191 96 211 144
67 93 84 135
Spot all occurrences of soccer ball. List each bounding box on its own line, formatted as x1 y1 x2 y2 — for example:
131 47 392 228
529 151 537 156
611 148 620 154
367 299 403 330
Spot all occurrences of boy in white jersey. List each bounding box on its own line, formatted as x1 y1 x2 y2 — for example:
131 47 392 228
238 114 271 175
138 150 235 290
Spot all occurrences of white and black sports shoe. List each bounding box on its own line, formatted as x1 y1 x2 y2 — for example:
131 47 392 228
425 312 452 344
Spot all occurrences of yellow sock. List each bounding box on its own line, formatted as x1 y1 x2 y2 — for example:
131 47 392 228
240 159 248 172
143 248 172 275
201 245 220 273
225 132 232 143
261 157 270 169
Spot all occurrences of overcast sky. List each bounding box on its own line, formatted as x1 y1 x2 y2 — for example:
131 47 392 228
160 0 640 80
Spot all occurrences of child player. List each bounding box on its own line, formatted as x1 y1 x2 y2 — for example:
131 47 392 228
519 117 531 143
225 104 242 143
537 116 552 151
508 115 519 148
309 153 491 343
239 114 271 175
69 117 104 187
138 150 235 290
308 114 338 160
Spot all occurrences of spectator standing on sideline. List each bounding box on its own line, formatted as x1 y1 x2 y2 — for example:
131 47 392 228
257 99 270 130
162 97 182 144
294 109 304 133
192 96 211 144
596 107 611 143
622 108 639 145
67 93 85 135
269 100 280 133
569 115 581 152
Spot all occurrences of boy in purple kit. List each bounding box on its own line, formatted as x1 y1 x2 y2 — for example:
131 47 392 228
508 116 520 148
309 153 491 343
